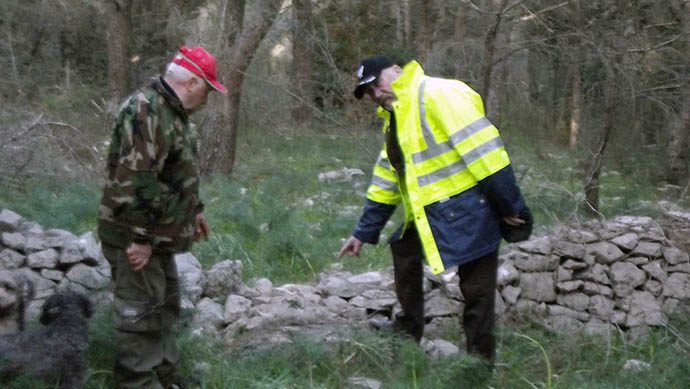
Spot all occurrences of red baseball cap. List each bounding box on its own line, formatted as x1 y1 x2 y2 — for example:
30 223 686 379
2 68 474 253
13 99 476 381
172 46 228 94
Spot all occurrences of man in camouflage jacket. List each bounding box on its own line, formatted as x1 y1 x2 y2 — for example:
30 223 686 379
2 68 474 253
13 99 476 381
98 46 227 388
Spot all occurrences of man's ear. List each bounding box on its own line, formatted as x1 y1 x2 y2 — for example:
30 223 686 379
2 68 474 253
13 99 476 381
187 77 200 89
181 76 198 92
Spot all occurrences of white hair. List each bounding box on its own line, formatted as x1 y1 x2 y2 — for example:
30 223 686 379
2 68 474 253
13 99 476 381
165 62 204 84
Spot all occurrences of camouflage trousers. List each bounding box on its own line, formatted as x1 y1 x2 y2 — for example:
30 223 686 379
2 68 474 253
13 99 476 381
102 244 181 389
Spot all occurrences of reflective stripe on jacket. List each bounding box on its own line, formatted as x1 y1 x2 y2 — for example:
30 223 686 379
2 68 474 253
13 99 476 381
359 61 525 274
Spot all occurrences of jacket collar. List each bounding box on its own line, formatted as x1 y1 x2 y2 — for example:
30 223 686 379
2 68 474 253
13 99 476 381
391 60 424 105
376 60 425 125
151 76 188 118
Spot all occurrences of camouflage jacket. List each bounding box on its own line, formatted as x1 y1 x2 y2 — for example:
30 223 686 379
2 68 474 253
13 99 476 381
98 76 203 253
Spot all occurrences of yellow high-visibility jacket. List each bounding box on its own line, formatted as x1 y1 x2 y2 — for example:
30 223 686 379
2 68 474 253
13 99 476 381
353 61 527 274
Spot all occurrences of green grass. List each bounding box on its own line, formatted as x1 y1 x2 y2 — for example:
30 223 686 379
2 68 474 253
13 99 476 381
0 179 99 235
73 310 689 388
494 316 690 389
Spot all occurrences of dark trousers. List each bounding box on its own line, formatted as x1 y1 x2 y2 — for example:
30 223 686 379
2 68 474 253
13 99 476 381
457 249 498 364
102 244 181 389
390 226 499 363
390 227 425 342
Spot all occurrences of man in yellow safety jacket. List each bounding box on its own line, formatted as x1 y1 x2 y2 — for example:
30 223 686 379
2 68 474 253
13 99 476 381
338 55 532 365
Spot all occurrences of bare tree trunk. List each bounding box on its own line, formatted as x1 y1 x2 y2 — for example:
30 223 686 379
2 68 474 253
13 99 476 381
451 2 468 78
665 0 690 185
584 101 614 217
230 0 246 40
481 0 509 121
412 0 432 64
402 0 411 46
396 0 411 47
569 65 581 149
106 0 131 117
291 0 313 124
667 103 690 185
201 0 281 175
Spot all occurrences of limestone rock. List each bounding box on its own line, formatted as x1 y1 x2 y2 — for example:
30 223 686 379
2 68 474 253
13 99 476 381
641 261 667 282
662 246 689 265
77 232 102 265
622 359 651 373
557 293 589 311
588 295 615 319
514 254 559 272
350 290 397 311
631 241 662 258
502 285 521 305
347 376 382 389
422 338 460 358
624 291 665 327
26 248 58 269
610 233 639 251
519 273 556 302
59 243 83 265
65 263 110 289
193 297 225 334
202 260 242 301
497 261 520 286
561 259 587 270
0 249 25 270
547 305 590 321
583 282 614 298
425 289 461 317
557 267 573 282
1 233 26 252
610 262 646 297
544 314 584 332
557 280 584 293
0 209 22 233
586 242 624 264
553 241 586 259
517 236 552 255
662 273 690 300
224 294 252 323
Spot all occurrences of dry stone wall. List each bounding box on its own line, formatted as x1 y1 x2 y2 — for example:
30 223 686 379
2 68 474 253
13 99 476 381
181 215 690 346
1 206 689 348
497 216 690 337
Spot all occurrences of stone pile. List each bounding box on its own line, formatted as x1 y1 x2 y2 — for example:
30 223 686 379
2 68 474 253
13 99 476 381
0 208 111 325
497 215 690 337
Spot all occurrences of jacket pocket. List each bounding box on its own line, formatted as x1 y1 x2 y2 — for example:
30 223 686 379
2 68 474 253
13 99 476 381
433 190 487 225
437 200 471 224
424 187 501 267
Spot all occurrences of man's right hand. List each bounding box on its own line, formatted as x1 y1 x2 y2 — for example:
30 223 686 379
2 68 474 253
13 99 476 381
338 236 363 258
126 242 152 271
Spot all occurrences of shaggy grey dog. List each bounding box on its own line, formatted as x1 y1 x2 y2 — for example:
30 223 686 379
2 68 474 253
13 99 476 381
0 291 93 389
0 273 34 335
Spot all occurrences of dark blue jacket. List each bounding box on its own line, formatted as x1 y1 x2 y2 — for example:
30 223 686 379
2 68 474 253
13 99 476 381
353 165 526 269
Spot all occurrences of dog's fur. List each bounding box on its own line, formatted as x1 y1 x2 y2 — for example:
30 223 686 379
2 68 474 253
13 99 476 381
0 291 93 389
0 273 34 335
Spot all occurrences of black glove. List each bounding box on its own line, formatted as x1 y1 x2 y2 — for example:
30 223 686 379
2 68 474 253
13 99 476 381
500 206 533 243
